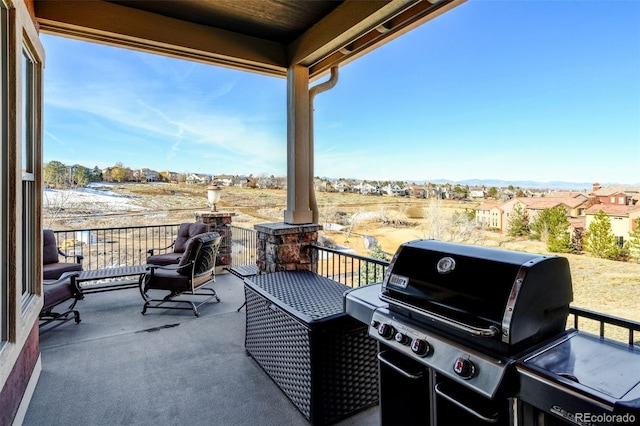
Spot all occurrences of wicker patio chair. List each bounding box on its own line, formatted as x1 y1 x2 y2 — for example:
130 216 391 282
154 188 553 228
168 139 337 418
139 232 222 317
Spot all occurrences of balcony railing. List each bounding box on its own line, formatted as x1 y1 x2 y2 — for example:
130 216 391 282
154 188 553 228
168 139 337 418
53 224 182 270
228 224 257 268
309 245 389 288
52 223 640 346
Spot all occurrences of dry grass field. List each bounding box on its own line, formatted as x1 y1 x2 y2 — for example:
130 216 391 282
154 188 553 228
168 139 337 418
46 183 640 333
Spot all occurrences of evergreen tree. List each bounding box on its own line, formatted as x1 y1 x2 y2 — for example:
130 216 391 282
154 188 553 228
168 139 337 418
44 160 67 187
73 165 91 186
626 218 640 260
507 204 529 237
531 205 572 252
586 210 621 260
358 245 389 286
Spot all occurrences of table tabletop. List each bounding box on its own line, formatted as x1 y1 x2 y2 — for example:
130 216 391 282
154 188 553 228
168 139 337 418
76 265 147 282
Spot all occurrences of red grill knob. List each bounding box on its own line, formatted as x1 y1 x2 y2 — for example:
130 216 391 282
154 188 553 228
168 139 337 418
377 323 395 340
410 339 431 357
453 358 475 379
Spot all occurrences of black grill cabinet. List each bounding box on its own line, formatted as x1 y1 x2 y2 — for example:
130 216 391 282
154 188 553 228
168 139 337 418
244 270 379 425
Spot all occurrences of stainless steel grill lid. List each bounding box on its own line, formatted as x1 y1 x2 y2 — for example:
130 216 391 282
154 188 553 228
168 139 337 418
381 240 573 348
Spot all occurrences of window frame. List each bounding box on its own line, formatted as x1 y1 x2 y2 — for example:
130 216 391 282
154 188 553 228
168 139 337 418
20 40 38 309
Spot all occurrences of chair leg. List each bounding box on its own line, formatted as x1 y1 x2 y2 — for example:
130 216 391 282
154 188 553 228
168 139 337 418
39 308 81 333
141 287 220 317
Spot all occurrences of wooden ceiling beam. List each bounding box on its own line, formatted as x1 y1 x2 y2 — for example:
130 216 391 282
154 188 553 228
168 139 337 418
35 0 289 77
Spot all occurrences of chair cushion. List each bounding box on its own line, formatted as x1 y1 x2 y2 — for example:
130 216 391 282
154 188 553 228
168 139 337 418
43 262 82 280
43 278 75 310
173 223 208 253
43 230 60 265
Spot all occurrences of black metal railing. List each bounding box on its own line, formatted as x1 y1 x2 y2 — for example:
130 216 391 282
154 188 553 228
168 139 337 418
569 306 640 346
52 224 640 346
309 245 389 288
228 224 257 268
53 224 182 270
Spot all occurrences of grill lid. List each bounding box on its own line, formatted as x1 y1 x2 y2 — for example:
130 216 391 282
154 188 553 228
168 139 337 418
381 240 573 348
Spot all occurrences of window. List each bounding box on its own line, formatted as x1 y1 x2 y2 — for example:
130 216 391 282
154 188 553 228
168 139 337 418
21 41 38 308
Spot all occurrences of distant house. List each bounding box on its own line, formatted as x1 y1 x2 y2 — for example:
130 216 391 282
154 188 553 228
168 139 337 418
232 175 252 187
589 183 640 206
162 171 180 182
135 168 160 182
355 181 380 195
469 189 486 199
382 183 407 196
332 180 350 193
186 173 211 185
492 196 590 233
213 174 234 186
475 202 502 229
584 204 640 246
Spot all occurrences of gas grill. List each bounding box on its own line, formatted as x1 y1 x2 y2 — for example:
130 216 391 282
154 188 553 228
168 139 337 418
366 239 574 425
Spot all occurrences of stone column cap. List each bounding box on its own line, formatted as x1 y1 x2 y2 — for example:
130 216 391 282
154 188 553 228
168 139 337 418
254 222 322 235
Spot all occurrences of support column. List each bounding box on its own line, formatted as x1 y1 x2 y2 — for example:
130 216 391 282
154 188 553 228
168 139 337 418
284 65 313 225
195 211 235 273
255 222 322 273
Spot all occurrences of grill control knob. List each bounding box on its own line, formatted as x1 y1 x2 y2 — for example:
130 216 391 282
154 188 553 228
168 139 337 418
377 323 395 340
410 339 431 357
453 358 476 379
394 332 410 345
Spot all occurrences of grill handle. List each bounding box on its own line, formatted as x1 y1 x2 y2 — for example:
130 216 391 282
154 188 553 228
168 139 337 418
377 351 424 380
434 382 499 423
379 294 500 338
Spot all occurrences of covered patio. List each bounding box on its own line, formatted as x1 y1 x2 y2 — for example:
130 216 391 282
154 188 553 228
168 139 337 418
25 272 377 425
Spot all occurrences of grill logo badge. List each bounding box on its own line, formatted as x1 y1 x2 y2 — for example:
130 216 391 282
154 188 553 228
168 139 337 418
437 257 456 274
388 274 409 289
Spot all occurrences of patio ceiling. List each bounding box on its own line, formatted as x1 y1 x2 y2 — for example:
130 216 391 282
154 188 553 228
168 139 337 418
34 0 465 79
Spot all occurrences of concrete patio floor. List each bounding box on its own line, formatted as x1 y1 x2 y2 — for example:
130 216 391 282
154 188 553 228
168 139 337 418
24 273 379 426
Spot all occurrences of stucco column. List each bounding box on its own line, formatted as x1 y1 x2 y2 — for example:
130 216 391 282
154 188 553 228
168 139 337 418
284 64 313 225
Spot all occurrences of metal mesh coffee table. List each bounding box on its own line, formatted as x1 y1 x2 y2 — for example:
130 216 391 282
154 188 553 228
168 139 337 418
244 270 379 425
74 265 147 294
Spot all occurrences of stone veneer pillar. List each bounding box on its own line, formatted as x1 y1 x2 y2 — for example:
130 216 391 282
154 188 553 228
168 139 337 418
255 222 322 273
195 211 235 273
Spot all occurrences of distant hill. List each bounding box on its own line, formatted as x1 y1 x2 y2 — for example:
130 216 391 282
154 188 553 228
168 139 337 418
402 179 640 191
424 179 596 191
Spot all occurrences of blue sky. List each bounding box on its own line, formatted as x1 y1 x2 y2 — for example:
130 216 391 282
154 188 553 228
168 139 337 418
42 0 640 185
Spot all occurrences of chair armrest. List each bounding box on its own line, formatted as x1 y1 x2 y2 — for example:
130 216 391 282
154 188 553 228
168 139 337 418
147 241 176 256
58 249 83 264
44 271 83 299
146 261 194 275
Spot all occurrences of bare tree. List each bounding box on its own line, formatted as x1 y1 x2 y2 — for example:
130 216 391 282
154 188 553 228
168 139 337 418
424 199 446 240
344 209 362 243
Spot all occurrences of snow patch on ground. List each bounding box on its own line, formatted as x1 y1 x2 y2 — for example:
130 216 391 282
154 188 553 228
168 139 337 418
44 187 147 212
